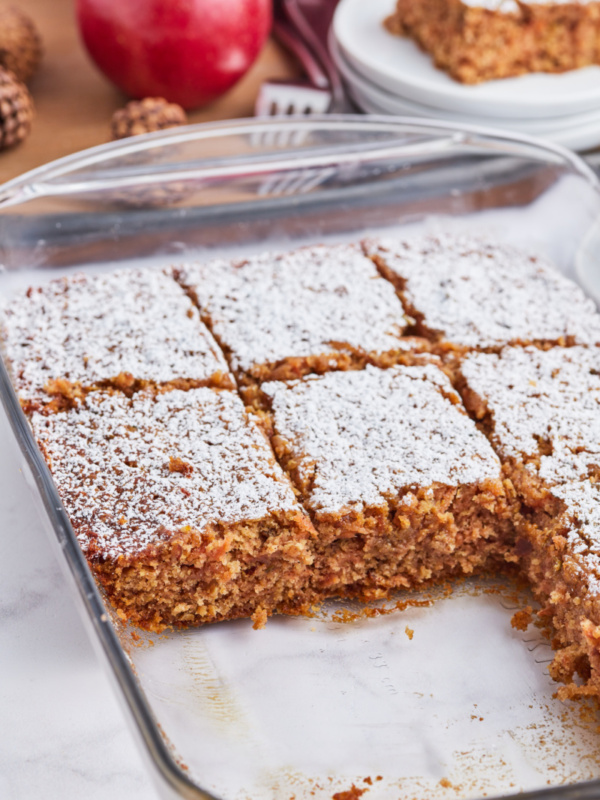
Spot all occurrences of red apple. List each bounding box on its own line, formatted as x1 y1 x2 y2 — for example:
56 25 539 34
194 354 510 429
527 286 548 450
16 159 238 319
76 0 272 110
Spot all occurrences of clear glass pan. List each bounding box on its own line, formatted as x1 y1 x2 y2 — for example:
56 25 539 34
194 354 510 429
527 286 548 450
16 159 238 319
2 116 600 800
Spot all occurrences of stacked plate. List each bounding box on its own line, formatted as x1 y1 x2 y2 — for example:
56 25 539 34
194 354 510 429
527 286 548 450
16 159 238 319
331 0 600 151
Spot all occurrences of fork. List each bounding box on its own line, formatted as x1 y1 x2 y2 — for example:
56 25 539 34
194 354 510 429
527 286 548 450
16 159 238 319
254 15 332 117
253 4 337 197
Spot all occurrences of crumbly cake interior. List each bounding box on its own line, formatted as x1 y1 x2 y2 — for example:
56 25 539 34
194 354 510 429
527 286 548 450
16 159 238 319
261 366 516 599
461 345 600 697
32 388 316 630
4 234 600 700
385 0 600 85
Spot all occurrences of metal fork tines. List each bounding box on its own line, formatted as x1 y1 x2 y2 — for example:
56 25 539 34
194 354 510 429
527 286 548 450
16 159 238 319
255 79 332 117
255 11 333 118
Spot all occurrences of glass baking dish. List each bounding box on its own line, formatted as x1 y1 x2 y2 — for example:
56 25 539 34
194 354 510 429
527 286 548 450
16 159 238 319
2 116 600 800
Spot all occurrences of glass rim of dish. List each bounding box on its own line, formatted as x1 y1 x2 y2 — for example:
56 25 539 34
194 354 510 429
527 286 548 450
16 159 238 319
2 114 600 800
0 114 597 210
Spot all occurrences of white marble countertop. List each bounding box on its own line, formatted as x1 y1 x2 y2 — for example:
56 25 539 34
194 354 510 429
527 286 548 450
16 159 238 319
0 403 159 799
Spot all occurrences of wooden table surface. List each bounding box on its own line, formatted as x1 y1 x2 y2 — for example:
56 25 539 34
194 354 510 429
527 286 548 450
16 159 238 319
0 0 300 184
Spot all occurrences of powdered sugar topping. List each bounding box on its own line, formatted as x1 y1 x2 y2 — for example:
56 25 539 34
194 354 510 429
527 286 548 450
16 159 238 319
553 481 600 561
0 268 231 403
550 480 600 594
262 365 502 516
31 389 301 559
177 244 411 378
462 346 600 485
364 233 600 348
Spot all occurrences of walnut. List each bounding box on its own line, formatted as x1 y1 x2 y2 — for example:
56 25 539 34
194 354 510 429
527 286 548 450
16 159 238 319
0 5 42 83
111 97 187 140
0 68 34 149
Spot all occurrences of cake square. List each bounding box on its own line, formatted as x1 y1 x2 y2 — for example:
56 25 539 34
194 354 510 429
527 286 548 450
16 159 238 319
364 233 600 353
31 388 317 630
261 365 513 598
460 345 600 487
460 345 600 697
511 477 600 699
175 243 429 393
0 268 234 413
385 0 600 85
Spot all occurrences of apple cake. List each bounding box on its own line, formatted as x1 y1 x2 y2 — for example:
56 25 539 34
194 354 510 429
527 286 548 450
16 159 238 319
364 233 600 355
460 345 600 696
3 236 600 702
0 268 234 414
385 0 600 84
175 243 430 401
31 387 317 630
260 365 515 599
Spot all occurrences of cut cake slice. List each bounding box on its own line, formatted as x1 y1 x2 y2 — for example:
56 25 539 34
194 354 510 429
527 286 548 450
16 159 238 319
523 478 600 697
31 388 317 631
385 0 600 84
364 233 600 356
175 243 430 401
461 345 600 697
261 364 515 599
460 345 600 486
0 268 234 413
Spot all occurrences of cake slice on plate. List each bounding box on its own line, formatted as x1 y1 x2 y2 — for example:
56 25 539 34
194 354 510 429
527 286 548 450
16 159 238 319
385 0 600 84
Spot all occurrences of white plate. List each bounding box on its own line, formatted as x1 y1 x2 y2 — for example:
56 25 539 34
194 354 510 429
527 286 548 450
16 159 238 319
332 33 600 149
331 31 600 135
349 80 600 150
334 0 600 120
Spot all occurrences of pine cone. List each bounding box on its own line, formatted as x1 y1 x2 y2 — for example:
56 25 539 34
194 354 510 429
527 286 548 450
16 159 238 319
111 98 187 140
0 68 33 149
0 6 42 84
